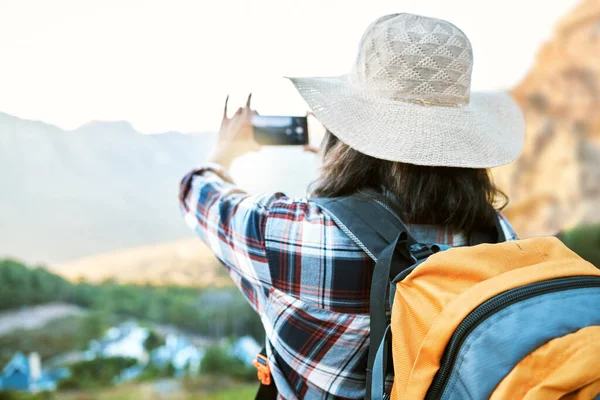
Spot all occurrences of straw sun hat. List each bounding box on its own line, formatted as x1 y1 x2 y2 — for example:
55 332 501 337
287 13 525 168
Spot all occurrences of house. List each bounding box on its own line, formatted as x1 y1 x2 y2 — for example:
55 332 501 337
230 336 261 368
0 352 61 392
151 334 204 376
86 321 150 364
113 364 145 384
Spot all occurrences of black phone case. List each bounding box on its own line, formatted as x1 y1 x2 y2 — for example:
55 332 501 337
252 116 309 146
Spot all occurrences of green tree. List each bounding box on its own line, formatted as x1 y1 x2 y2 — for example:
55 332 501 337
560 223 600 267
58 357 137 389
143 330 163 352
200 344 255 381
0 258 263 341
78 310 108 348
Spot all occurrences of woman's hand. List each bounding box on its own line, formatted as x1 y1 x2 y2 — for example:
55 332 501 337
303 145 319 154
209 94 260 169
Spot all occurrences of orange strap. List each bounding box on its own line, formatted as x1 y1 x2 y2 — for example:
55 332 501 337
253 353 272 386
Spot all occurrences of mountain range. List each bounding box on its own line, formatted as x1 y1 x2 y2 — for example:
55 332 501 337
0 113 216 264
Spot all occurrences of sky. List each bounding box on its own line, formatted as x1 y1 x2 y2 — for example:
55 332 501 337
0 0 580 134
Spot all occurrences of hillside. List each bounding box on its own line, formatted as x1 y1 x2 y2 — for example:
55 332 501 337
0 113 216 264
494 0 600 237
0 259 263 366
53 238 231 287
0 259 261 336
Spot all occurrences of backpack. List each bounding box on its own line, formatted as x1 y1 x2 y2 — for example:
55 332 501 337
309 193 600 400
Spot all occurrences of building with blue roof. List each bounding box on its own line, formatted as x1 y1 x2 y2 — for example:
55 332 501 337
0 352 60 392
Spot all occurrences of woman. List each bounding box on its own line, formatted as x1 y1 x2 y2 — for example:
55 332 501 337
179 13 524 399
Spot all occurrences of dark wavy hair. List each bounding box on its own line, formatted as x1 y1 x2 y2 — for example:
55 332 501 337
310 131 508 234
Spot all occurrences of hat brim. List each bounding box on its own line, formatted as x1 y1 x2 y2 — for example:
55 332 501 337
287 75 525 168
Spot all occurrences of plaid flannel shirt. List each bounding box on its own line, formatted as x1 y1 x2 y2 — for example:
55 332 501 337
179 164 517 400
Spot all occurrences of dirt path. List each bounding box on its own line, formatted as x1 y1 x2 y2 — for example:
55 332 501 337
0 302 85 335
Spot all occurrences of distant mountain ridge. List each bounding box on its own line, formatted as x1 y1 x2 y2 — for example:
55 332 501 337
0 111 216 264
76 120 138 134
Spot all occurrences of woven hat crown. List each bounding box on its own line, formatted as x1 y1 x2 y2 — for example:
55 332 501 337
350 13 473 105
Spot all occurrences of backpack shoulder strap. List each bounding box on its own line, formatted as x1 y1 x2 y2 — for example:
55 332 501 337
311 192 415 261
468 216 507 246
312 192 419 398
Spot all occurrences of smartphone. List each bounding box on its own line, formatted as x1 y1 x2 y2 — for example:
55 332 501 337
252 115 309 146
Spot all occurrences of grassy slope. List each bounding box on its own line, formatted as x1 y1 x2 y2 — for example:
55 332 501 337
0 316 83 366
50 239 231 287
53 379 256 400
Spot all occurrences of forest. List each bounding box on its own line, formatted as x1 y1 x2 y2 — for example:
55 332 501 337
0 259 264 341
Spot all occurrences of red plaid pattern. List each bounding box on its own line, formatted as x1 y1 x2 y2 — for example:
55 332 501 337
179 164 517 399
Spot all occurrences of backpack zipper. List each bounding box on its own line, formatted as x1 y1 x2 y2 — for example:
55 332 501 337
424 276 600 400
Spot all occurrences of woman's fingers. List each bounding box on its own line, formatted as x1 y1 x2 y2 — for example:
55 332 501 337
222 93 254 122
223 93 257 120
245 93 257 118
223 95 230 120
303 145 319 154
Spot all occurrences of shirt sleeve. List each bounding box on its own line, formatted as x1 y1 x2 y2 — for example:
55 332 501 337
179 163 285 312
497 212 519 241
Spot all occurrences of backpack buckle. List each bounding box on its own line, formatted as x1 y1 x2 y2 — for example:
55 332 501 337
409 244 440 263
252 353 272 386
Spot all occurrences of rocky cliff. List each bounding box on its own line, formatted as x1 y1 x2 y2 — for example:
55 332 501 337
495 0 600 237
